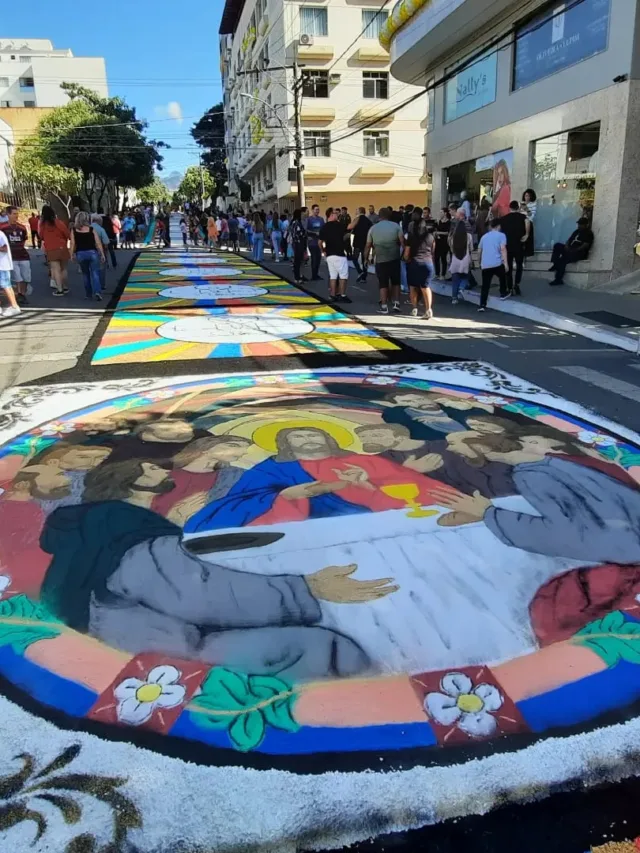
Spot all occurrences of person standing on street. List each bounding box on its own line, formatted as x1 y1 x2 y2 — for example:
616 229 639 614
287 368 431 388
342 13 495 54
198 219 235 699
477 219 508 312
349 207 371 282
28 212 41 249
319 208 350 303
70 212 106 301
339 207 353 261
500 200 527 296
289 209 308 286
269 212 283 261
364 207 404 315
434 208 451 280
1 207 31 306
100 210 118 268
251 212 265 261
227 212 240 252
0 227 21 317
90 213 111 291
38 205 70 297
404 208 435 319
449 218 473 305
306 204 324 280
367 204 380 225
206 214 218 251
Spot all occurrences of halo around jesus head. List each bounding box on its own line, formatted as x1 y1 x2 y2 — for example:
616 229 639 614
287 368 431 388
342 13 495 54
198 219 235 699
251 419 355 453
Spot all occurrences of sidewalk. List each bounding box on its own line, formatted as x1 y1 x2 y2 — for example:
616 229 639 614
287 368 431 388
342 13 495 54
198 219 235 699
430 272 640 354
0 247 138 389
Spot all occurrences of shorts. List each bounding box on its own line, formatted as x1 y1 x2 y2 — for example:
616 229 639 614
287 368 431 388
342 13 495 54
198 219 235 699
407 259 434 289
0 269 12 290
326 254 349 280
375 259 401 289
11 260 31 284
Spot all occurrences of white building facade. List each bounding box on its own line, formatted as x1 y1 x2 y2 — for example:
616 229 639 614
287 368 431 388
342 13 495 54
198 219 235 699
219 0 428 212
384 0 640 286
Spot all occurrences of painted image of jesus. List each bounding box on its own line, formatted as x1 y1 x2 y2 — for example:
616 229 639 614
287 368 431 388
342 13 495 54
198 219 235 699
184 423 459 533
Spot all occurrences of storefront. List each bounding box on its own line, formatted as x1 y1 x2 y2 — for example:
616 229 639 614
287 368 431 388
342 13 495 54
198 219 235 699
445 149 513 219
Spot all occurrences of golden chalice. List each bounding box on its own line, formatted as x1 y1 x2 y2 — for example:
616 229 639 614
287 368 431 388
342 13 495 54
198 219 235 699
381 484 439 519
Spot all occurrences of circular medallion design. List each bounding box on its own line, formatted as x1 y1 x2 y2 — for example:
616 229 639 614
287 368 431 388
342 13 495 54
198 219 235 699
158 284 269 301
155 315 314 344
159 267 242 278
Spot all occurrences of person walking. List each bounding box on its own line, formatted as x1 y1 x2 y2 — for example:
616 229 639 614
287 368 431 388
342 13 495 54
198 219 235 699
28 212 41 249
121 213 136 249
367 204 380 225
522 189 537 261
448 217 474 305
38 205 70 297
280 211 290 260
350 207 372 282
306 204 325 280
477 219 508 312
270 212 283 261
500 200 527 296
433 208 451 280
289 209 308 285
100 211 118 268
90 213 111 291
228 212 240 252
70 212 105 301
364 207 404 315
0 227 21 317
180 218 189 248
206 215 218 251
319 208 350 303
1 207 31 306
405 208 435 319
474 198 491 244
251 212 265 261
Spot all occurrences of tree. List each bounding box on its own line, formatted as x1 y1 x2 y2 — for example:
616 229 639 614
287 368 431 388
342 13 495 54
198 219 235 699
24 83 168 208
10 140 82 216
138 177 171 206
177 165 215 204
191 104 228 196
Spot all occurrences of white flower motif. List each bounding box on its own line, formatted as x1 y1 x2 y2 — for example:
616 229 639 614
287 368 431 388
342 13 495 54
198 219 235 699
365 377 396 386
424 672 503 738
0 575 11 598
37 421 76 437
475 395 509 406
114 665 186 726
146 388 176 401
577 430 617 448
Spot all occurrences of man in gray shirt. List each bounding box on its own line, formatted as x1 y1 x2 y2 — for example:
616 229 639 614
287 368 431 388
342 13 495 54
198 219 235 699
364 207 404 315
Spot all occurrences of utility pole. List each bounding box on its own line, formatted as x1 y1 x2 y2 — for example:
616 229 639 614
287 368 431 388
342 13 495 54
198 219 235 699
292 60 305 209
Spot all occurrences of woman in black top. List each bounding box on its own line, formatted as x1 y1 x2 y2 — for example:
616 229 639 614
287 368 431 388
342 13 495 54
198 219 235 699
349 207 372 281
289 209 308 285
434 209 451 279
70 211 106 301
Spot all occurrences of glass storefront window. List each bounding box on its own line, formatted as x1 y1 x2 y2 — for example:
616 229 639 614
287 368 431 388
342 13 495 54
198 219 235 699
530 123 599 251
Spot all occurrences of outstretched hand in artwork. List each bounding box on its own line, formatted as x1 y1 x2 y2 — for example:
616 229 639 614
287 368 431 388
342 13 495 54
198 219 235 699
306 563 399 603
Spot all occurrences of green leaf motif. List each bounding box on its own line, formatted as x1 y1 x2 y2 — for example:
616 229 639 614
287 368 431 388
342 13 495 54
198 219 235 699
0 595 62 654
190 667 299 750
619 448 640 469
573 610 640 666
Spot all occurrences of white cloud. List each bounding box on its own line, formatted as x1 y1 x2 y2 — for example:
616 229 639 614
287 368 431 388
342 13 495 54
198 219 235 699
153 101 183 125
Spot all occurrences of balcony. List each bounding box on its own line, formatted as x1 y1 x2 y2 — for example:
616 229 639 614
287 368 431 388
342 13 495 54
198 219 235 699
304 162 337 180
300 105 335 124
351 105 394 125
297 43 335 61
355 45 390 63
355 163 395 178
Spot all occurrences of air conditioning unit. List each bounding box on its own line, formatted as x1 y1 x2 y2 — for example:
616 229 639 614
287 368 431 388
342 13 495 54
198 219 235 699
299 33 315 46
329 73 341 83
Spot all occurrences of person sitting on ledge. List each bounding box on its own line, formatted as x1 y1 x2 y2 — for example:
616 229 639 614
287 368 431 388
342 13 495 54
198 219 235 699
549 216 594 286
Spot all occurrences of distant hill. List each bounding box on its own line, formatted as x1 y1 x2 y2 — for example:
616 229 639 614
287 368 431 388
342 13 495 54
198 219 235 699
161 171 183 191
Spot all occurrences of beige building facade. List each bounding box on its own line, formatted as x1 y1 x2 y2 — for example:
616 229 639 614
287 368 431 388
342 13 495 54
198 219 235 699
385 0 640 286
219 0 428 213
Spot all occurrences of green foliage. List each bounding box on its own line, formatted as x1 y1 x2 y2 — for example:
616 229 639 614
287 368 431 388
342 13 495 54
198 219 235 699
137 177 171 206
573 610 640 666
177 165 215 204
11 141 82 213
190 103 227 196
0 595 62 653
190 667 299 752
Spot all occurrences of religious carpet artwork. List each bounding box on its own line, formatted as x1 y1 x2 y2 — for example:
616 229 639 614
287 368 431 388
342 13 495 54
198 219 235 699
115 279 321 309
92 306 398 364
2 362 640 850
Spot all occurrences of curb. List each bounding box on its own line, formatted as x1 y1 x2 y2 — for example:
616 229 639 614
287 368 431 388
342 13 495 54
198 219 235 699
430 280 640 355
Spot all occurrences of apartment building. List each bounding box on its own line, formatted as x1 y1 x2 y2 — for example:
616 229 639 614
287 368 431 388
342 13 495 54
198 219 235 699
219 0 428 212
383 0 640 286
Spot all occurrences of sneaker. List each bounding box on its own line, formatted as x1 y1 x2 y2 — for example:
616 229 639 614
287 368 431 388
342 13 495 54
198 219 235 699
392 301 401 313
423 309 434 320
2 306 21 318
339 295 352 304
451 298 459 305
50 278 57 289
477 306 486 312
16 293 27 306
500 292 512 301
377 303 389 314
411 307 418 317
52 289 65 297
94 293 103 302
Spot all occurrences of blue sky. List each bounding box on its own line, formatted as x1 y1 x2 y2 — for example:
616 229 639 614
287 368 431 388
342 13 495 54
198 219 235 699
3 3 224 176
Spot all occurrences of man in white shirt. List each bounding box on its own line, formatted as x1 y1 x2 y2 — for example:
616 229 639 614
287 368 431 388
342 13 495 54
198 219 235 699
477 219 508 312
0 229 21 317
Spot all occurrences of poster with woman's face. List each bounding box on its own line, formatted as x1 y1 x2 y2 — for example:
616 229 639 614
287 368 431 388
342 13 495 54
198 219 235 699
490 150 513 218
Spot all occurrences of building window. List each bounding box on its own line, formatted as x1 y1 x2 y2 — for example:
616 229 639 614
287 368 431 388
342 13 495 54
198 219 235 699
363 71 388 99
23 100 36 107
444 50 497 123
0 78 9 86
362 9 389 38
304 130 331 157
363 130 389 157
530 122 600 250
300 6 328 37
19 77 34 89
513 0 611 90
1 101 11 108
302 70 329 98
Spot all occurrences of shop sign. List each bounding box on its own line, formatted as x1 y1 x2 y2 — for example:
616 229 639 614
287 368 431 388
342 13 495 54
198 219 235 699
445 51 497 123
